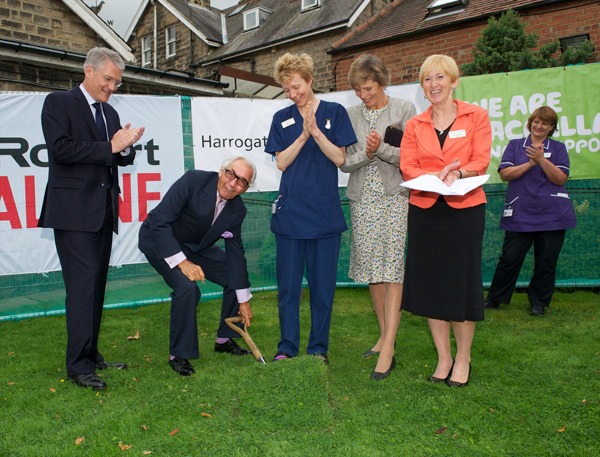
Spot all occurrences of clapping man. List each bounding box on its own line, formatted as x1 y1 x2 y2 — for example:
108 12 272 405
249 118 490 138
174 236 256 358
38 47 145 390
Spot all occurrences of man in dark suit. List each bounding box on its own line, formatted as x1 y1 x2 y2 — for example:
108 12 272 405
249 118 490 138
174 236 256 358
38 47 145 391
138 156 256 376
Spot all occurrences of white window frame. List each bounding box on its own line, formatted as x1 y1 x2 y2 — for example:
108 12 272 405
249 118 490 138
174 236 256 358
141 35 152 66
301 0 321 12
166 25 176 58
243 9 259 31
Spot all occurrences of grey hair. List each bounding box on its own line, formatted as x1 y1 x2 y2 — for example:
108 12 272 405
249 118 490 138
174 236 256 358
83 47 125 72
221 156 257 186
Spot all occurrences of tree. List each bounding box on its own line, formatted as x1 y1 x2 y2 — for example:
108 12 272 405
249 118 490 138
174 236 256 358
461 9 593 76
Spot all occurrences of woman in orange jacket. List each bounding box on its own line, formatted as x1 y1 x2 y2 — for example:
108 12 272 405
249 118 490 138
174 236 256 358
400 55 491 387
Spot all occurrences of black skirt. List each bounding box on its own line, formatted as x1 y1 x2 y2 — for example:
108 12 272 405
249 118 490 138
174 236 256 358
401 198 485 322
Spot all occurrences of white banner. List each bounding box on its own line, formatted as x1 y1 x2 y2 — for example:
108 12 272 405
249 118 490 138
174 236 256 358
0 93 185 275
191 83 427 191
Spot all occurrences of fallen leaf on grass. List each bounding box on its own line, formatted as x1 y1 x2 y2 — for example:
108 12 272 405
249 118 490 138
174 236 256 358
582 399 587 405
127 330 140 340
8 352 15 356
201 412 212 418
143 452 152 455
7 381 16 386
169 429 179 436
434 427 447 435
489 408 495 413
556 424 566 433
141 424 148 431
50 387 56 393
145 356 151 363
118 442 133 451
75 437 85 446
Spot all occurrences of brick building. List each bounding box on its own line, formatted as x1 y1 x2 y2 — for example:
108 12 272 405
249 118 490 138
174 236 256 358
126 0 394 97
0 0 226 95
329 0 599 90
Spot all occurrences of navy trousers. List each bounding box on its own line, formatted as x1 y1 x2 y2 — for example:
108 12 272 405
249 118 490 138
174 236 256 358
275 235 341 356
146 249 242 359
488 230 566 308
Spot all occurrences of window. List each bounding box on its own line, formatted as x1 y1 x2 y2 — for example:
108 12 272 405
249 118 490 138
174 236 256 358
301 0 322 12
243 9 259 31
141 35 151 66
427 0 467 17
166 25 176 58
242 7 273 31
560 34 590 52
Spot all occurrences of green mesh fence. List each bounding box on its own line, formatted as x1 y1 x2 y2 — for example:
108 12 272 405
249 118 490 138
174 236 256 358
1 97 598 321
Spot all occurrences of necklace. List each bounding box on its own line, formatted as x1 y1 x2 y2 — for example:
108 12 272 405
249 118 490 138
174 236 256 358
433 108 457 135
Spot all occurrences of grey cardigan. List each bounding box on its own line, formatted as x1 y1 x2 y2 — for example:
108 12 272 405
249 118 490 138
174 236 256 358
340 97 417 201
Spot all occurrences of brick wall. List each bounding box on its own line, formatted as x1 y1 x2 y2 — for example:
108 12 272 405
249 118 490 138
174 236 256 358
332 1 600 91
0 0 105 52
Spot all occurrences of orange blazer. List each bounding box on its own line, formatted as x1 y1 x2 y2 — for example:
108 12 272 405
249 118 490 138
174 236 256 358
400 100 491 209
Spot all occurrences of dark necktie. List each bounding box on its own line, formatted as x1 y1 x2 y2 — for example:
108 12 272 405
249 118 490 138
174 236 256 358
92 102 112 189
93 102 108 141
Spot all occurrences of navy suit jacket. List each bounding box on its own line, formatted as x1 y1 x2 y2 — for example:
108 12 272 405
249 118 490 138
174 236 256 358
138 170 251 291
38 85 135 233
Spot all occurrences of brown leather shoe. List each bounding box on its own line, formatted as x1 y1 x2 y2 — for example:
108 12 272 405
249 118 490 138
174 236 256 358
68 373 107 391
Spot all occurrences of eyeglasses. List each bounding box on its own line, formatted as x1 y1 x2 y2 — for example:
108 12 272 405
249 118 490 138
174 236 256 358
224 169 250 188
102 75 123 89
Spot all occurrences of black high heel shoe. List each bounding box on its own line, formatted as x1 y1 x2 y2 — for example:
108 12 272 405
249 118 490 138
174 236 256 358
428 360 454 384
446 363 471 387
371 356 396 380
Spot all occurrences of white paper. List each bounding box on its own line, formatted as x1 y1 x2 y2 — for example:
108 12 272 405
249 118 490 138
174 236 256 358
401 174 490 196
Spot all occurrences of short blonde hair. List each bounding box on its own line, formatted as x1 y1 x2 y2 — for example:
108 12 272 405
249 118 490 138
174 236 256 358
419 54 459 86
274 53 314 85
347 54 391 89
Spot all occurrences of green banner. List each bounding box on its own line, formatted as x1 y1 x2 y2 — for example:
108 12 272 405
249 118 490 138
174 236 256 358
457 64 600 183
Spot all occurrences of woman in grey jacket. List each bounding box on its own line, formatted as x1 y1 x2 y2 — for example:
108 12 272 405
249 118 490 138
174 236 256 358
340 54 416 380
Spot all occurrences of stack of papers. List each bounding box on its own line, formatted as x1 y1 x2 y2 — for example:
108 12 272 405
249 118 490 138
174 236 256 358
401 174 490 196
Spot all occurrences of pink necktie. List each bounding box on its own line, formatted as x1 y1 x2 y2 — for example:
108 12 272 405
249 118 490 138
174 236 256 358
213 196 225 224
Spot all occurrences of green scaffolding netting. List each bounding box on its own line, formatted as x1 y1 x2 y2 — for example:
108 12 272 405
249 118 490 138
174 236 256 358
1 180 599 322
1 97 598 321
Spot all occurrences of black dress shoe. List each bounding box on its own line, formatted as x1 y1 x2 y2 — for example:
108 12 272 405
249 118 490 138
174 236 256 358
371 356 396 380
68 373 107 391
484 298 500 309
169 357 195 376
429 360 454 383
446 363 471 387
214 339 251 356
96 361 128 370
529 305 545 316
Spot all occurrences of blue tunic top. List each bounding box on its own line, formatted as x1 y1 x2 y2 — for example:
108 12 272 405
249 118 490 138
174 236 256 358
498 135 576 232
265 100 357 239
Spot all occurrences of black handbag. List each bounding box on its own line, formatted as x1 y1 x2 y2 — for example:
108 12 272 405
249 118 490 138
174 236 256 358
383 124 403 147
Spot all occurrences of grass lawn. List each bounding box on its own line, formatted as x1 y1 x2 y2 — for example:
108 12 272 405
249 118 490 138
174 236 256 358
1 288 598 456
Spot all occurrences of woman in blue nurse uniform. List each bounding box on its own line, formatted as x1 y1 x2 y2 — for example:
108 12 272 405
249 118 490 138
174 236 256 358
265 52 357 364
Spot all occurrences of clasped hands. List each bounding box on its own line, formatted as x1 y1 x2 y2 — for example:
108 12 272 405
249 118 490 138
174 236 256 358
111 122 145 153
437 158 461 185
525 144 544 165
365 129 381 159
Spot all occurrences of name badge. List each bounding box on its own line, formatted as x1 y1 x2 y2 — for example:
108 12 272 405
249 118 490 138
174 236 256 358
544 152 551 158
448 129 466 139
503 208 513 217
325 119 331 130
281 118 295 128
